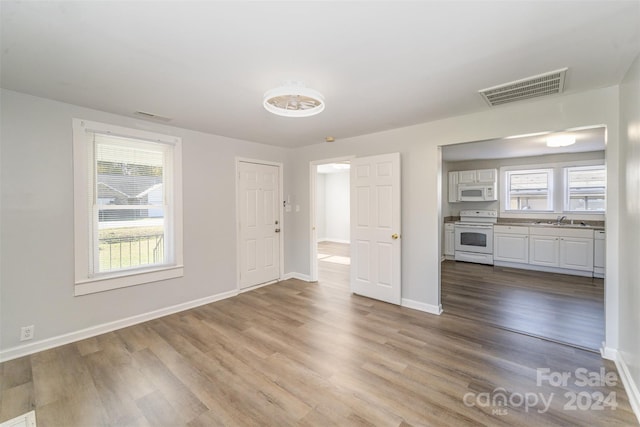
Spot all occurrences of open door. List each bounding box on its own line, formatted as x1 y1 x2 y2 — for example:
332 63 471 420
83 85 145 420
350 153 401 304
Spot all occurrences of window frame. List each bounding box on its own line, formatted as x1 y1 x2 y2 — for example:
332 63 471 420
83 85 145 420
563 164 606 213
499 159 605 217
503 168 555 213
73 119 183 296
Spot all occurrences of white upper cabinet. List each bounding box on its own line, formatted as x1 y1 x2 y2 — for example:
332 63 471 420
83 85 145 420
449 168 497 202
455 168 497 184
476 169 497 183
458 170 477 184
448 171 459 203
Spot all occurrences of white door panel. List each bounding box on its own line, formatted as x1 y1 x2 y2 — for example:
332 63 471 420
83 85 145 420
238 162 280 288
350 153 401 305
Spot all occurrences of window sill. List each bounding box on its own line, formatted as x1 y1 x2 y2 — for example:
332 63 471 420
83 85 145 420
75 265 184 296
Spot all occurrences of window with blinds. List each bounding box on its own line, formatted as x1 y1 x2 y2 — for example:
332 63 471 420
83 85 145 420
500 160 605 217
92 134 169 273
564 165 606 212
73 118 183 296
505 168 554 211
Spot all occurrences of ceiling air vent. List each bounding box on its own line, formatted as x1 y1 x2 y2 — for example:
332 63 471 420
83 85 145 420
479 68 568 107
133 111 172 122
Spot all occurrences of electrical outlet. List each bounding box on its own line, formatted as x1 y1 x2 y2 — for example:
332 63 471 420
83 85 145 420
20 325 34 341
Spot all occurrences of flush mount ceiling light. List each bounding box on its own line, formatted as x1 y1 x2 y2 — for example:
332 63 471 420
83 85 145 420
546 135 576 147
263 82 325 118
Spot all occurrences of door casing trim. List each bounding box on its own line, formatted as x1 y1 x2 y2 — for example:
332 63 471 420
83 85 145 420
309 156 355 282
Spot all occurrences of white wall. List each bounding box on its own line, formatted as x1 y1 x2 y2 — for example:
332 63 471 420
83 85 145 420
320 171 350 243
284 86 621 341
0 89 287 354
443 151 606 218
0 84 627 365
315 173 326 240
618 52 640 412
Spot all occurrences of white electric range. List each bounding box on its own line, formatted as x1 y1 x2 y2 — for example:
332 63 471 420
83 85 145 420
454 210 497 265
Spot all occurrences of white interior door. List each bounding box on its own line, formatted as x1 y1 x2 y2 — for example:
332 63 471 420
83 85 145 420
350 153 401 304
238 161 280 289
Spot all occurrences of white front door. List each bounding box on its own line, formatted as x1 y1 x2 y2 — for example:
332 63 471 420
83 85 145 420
238 161 280 289
350 153 401 304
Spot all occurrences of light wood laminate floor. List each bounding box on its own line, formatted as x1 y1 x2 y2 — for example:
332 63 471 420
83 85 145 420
1 254 635 426
317 241 350 291
441 260 605 352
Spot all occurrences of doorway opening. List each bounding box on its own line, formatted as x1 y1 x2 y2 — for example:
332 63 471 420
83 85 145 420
439 126 607 352
310 159 352 290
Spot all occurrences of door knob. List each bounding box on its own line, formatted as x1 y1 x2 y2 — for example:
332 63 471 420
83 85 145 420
392 233 399 240
275 228 281 233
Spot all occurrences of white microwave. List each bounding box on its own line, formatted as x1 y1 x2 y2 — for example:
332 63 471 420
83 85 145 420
458 184 497 202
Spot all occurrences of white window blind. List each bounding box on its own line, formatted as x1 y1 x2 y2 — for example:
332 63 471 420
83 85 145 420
505 168 554 211
90 133 172 274
565 165 606 212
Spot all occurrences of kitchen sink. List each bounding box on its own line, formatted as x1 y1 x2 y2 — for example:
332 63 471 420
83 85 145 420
530 221 591 228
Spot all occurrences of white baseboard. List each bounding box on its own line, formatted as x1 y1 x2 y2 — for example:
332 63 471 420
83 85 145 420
615 351 640 424
0 289 238 363
281 272 313 282
493 260 593 277
238 280 278 293
601 344 618 361
401 298 443 315
0 410 36 427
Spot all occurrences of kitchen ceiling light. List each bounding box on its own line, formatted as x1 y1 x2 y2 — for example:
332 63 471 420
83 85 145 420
546 135 576 147
263 82 325 118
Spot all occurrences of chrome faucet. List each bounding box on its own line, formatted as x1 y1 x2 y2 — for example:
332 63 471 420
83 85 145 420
556 215 567 225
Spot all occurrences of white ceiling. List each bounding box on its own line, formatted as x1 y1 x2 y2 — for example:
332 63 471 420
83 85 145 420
442 127 606 162
1 2 639 148
317 163 351 174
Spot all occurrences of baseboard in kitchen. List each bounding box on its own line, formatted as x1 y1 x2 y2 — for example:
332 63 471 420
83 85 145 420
401 298 443 315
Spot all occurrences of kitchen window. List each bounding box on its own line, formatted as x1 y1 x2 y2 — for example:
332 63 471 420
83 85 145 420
504 168 554 212
73 119 183 296
501 160 605 216
564 165 606 212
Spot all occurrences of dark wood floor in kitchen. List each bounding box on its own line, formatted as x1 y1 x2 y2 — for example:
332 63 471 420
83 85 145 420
441 260 605 351
1 246 635 426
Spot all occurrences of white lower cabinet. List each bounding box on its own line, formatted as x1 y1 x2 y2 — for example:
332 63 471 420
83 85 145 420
493 224 597 276
493 226 528 264
529 227 594 271
594 230 605 278
529 234 560 267
559 236 594 271
444 223 455 257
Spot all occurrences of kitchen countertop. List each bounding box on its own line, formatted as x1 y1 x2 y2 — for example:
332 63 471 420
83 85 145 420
496 221 604 231
443 216 604 231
